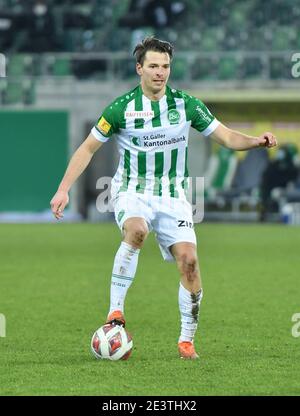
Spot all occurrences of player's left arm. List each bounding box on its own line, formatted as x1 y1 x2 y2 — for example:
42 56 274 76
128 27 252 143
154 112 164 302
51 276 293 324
209 122 278 150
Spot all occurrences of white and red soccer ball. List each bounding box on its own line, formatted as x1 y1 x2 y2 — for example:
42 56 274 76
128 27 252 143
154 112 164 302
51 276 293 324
91 324 133 361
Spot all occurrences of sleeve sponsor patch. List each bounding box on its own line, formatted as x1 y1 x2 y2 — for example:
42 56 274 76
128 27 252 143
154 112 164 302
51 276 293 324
97 116 111 135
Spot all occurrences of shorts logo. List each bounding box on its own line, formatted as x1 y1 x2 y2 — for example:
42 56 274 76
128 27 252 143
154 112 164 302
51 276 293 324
97 116 111 134
168 109 180 124
178 220 193 228
131 136 141 146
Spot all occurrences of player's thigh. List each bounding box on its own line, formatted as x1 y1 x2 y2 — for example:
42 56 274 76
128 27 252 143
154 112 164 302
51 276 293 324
113 193 152 232
152 198 197 261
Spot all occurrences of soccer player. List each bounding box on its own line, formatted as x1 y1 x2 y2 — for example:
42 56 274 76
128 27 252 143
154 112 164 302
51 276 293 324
50 37 277 359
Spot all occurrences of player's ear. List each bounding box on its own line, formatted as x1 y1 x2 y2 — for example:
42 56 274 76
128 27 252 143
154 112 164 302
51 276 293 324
136 63 143 76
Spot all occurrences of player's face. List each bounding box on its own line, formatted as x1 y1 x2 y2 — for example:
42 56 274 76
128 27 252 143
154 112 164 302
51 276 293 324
137 51 171 96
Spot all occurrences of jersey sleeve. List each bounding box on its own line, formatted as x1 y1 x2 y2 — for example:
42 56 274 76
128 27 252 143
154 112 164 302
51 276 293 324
91 104 119 142
186 96 220 136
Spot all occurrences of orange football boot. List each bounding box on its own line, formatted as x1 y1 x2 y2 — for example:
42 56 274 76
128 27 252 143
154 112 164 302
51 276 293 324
178 341 199 359
106 310 126 327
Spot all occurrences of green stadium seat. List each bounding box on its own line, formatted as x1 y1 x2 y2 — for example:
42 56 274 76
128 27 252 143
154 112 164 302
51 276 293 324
271 27 294 50
3 81 24 104
212 147 237 189
228 8 246 27
191 58 216 80
247 29 268 51
270 57 288 79
205 147 238 198
23 80 36 105
52 57 72 76
7 54 33 77
200 28 223 51
0 79 6 104
200 34 218 52
242 57 264 79
31 55 43 77
171 58 186 81
218 57 239 80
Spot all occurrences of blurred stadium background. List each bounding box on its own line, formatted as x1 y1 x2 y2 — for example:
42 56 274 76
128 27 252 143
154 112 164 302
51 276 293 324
0 0 300 224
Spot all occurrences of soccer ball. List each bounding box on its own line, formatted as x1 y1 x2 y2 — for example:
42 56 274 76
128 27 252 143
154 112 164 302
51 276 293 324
91 324 133 361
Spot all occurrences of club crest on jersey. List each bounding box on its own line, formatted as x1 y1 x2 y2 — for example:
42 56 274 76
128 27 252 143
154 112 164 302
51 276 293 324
168 109 180 124
125 111 154 119
97 116 111 134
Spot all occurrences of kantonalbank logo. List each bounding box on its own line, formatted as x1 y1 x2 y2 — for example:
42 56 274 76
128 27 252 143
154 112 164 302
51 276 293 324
131 135 186 148
132 136 141 146
168 109 180 124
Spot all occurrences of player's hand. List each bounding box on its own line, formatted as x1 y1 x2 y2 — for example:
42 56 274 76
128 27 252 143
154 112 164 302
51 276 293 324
257 132 277 148
50 190 69 220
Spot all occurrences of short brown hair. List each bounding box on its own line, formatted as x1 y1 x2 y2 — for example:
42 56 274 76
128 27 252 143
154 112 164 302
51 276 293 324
133 36 174 66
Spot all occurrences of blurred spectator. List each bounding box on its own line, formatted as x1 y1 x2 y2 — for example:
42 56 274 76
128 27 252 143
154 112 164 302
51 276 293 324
259 144 299 221
284 171 300 203
119 0 185 29
0 0 61 52
24 0 59 52
0 0 297 54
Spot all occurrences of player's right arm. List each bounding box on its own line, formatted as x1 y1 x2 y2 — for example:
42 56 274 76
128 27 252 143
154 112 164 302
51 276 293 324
51 101 119 220
50 133 103 220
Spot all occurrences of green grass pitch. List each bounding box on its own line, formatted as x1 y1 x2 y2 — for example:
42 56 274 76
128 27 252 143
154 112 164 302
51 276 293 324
0 223 299 396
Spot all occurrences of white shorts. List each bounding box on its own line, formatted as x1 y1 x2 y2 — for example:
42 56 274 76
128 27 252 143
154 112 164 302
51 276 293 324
111 192 197 262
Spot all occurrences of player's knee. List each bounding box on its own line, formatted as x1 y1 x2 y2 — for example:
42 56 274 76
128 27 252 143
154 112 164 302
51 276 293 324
124 224 148 248
133 228 148 245
177 252 198 279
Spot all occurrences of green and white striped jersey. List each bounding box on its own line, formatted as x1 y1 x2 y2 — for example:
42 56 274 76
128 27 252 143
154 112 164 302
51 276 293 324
91 85 219 200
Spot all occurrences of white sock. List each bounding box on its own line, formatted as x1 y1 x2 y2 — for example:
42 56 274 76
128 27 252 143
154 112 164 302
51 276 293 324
109 241 140 314
178 282 203 343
